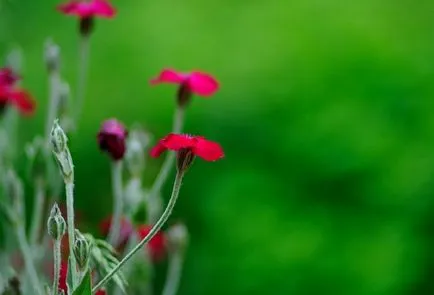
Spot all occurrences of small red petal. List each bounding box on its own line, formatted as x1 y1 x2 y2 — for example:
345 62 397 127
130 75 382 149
150 141 168 158
193 137 224 161
92 0 116 17
9 89 36 115
188 71 219 96
162 133 195 151
150 69 186 85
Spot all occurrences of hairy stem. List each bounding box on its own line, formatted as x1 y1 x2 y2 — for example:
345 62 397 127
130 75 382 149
92 170 185 292
147 107 184 222
107 161 124 246
74 35 90 126
65 181 78 288
162 252 184 295
29 178 45 245
52 239 61 295
45 71 60 145
16 223 41 295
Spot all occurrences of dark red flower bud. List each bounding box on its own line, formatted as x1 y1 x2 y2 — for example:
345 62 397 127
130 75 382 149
97 119 128 161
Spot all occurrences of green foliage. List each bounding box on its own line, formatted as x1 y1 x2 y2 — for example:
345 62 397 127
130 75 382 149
85 234 127 293
71 270 91 295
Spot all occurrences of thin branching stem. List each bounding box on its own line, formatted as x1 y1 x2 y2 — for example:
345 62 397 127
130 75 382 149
107 161 124 246
92 169 185 293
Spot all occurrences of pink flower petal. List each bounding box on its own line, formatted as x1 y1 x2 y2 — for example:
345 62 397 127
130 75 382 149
193 137 224 161
92 0 116 17
162 134 196 150
187 71 219 96
150 69 186 85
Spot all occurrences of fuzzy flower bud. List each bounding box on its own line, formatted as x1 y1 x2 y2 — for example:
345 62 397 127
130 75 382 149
51 120 74 182
167 223 189 253
47 203 66 240
97 119 128 161
44 39 61 73
73 230 91 271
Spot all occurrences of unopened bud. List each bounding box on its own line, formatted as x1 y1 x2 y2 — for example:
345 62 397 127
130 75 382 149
167 223 189 253
51 120 74 182
176 149 195 173
73 230 91 271
44 39 60 73
47 203 66 240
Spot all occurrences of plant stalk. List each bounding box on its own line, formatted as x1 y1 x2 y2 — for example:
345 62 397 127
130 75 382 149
92 170 185 292
65 181 78 288
107 161 124 246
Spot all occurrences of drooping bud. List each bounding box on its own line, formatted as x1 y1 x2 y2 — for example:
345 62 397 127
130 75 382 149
97 119 128 161
125 127 151 177
51 120 74 182
73 230 91 271
25 136 47 180
47 203 66 240
176 148 195 173
44 38 61 73
166 222 189 253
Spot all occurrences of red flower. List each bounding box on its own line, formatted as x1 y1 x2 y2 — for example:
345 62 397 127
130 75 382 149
137 225 166 261
0 68 35 116
95 290 106 295
150 133 224 161
151 69 219 106
97 119 128 161
99 216 133 248
57 0 116 18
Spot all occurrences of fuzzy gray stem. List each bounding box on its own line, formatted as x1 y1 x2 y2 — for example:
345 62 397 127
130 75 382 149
52 238 61 294
30 178 45 245
65 181 78 288
147 107 184 222
92 170 185 293
45 72 61 145
107 161 124 246
74 35 90 125
162 252 184 295
16 223 41 295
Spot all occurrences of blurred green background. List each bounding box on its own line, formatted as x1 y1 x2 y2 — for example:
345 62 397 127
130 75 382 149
2 0 434 294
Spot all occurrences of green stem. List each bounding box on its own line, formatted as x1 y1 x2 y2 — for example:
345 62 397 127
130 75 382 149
30 178 45 245
147 107 184 222
92 170 185 293
162 252 184 295
52 239 61 295
74 35 90 126
65 181 78 288
107 161 124 246
16 223 42 295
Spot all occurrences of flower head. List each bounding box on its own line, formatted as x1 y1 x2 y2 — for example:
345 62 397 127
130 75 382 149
99 216 133 248
137 225 166 261
151 69 219 106
97 119 128 161
57 0 116 19
151 134 224 161
57 0 116 35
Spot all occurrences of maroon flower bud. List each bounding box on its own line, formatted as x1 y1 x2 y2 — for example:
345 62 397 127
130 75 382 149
97 119 128 161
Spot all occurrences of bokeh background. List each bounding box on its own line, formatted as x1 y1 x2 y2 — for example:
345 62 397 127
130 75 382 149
2 0 434 294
